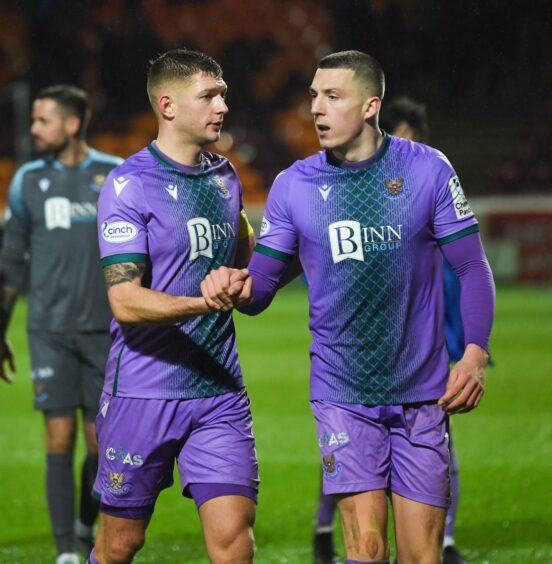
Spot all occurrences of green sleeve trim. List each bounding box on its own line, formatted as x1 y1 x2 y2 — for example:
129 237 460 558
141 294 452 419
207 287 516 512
147 144 174 169
438 224 480 246
255 243 294 263
112 344 126 397
101 253 147 267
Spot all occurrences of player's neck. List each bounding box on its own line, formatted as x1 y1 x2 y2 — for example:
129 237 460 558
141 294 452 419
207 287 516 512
155 134 203 167
55 140 89 166
332 128 384 163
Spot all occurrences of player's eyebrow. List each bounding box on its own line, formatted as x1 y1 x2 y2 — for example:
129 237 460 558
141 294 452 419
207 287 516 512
309 86 343 95
199 85 228 96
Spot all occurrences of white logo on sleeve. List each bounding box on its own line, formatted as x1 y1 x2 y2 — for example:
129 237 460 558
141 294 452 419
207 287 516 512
329 221 364 263
260 217 270 236
188 217 213 261
113 176 130 197
101 221 138 242
165 184 178 200
45 197 71 230
449 176 473 220
318 184 332 201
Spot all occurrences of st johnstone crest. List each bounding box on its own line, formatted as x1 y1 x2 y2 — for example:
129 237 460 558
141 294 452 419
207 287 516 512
385 178 404 197
90 174 107 193
108 471 125 490
105 471 130 496
322 454 342 479
212 175 231 199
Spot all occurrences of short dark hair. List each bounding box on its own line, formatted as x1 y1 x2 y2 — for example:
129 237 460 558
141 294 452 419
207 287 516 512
318 50 385 98
380 97 429 142
35 84 90 138
147 48 222 108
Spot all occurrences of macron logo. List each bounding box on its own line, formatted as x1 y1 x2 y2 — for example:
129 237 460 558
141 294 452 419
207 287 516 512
318 184 332 201
165 184 178 200
114 176 130 197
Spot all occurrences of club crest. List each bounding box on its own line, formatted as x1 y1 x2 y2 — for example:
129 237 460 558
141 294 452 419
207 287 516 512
90 174 106 193
212 175 231 199
385 178 404 197
106 471 130 496
322 454 342 479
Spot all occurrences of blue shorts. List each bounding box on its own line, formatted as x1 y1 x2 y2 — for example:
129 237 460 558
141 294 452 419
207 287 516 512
93 390 259 508
311 400 451 508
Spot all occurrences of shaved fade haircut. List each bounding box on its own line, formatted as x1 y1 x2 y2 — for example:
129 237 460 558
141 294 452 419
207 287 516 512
380 97 430 143
318 50 385 99
147 48 223 111
36 84 90 139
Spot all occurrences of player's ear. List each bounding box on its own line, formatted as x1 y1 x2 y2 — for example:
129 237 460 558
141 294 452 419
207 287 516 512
64 115 81 137
363 96 381 121
157 94 176 120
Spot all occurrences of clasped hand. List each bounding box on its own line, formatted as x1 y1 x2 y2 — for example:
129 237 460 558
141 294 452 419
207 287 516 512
201 267 252 312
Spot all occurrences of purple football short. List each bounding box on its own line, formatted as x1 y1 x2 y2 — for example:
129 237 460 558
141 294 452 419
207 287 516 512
93 389 259 508
311 400 450 508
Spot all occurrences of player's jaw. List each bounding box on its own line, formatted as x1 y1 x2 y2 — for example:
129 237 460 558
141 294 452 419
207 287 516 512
32 134 70 156
313 120 352 151
193 119 223 146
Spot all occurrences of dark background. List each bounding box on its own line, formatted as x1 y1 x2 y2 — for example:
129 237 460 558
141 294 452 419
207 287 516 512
1 0 551 200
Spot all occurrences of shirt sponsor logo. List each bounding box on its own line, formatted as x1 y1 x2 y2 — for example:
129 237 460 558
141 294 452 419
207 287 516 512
322 454 342 479
318 184 332 201
105 471 130 496
187 217 236 261
260 217 270 236
101 220 138 243
318 431 349 448
44 197 98 229
449 176 473 219
45 197 71 230
113 176 130 197
328 220 402 263
105 447 144 467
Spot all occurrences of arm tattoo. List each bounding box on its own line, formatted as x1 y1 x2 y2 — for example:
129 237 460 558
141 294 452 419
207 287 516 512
103 262 145 289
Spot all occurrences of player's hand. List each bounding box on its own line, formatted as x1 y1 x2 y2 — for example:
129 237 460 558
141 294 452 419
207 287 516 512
230 269 253 307
438 343 487 414
0 339 16 384
201 267 250 312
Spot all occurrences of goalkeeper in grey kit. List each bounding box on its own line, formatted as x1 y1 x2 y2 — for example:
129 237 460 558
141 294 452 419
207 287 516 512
0 85 121 564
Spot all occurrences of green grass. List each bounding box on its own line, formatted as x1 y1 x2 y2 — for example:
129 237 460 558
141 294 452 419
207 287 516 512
0 286 551 563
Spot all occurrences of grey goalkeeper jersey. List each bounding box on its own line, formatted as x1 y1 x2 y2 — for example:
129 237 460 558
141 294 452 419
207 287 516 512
0 148 122 332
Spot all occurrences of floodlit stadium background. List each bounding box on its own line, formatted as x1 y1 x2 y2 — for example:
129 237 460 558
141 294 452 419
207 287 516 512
0 2 551 563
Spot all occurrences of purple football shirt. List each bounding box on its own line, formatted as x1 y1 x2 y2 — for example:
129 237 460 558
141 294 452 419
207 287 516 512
97 143 245 399
255 135 479 405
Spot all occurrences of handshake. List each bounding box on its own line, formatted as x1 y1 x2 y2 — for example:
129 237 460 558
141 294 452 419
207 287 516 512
200 267 253 312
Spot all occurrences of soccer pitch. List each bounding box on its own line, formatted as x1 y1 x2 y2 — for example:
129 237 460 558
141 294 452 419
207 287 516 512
0 286 551 563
